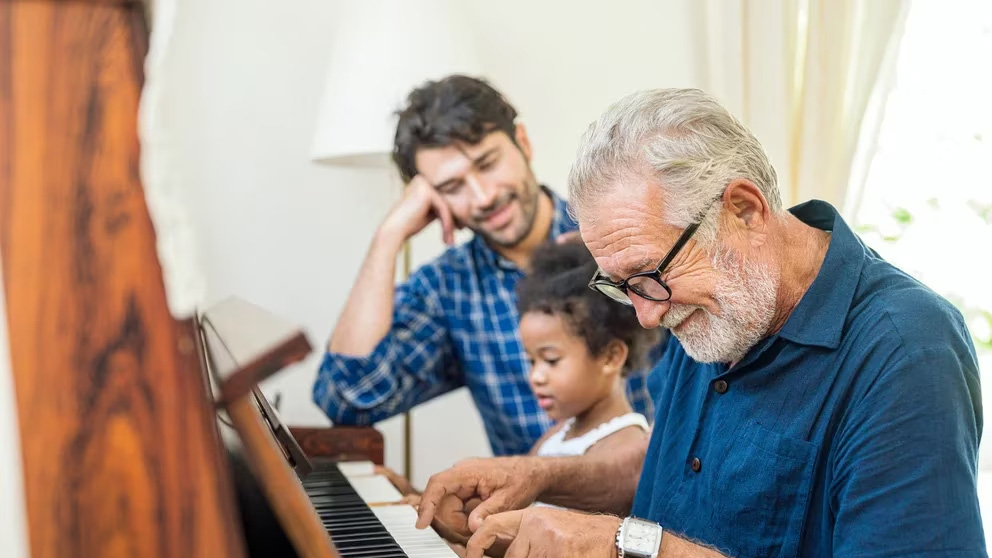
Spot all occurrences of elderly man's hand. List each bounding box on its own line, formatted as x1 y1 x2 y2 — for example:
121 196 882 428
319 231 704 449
421 493 482 545
416 457 548 533
466 507 620 558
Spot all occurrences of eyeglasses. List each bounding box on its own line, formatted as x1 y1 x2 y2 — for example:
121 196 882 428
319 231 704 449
588 192 724 306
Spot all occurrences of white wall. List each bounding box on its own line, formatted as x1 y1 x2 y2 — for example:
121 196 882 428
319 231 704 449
153 0 703 487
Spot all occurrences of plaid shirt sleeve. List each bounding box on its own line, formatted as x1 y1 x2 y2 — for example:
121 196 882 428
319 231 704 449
312 268 461 425
624 367 654 423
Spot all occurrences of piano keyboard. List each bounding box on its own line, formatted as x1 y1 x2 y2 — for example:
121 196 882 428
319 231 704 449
302 461 458 558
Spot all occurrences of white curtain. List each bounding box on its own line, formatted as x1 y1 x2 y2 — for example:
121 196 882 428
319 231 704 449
691 0 910 214
140 0 207 317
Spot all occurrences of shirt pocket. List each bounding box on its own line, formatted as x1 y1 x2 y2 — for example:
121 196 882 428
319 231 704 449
714 424 819 558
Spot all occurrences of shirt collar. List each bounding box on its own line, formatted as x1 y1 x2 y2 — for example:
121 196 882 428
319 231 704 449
474 186 574 271
775 200 865 350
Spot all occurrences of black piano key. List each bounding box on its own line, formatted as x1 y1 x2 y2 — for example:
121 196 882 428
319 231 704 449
331 533 397 545
334 552 403 558
333 540 403 553
301 462 409 557
323 525 393 536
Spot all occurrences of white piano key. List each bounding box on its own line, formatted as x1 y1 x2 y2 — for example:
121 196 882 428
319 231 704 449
371 505 459 558
337 460 376 479
348 475 404 505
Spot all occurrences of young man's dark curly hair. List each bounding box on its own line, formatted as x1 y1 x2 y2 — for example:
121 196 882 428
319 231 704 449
392 75 520 183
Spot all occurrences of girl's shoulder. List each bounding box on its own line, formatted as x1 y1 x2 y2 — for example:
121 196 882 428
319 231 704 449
528 418 574 456
583 413 650 454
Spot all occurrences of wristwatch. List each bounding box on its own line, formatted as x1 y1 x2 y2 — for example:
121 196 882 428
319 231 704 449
615 516 663 558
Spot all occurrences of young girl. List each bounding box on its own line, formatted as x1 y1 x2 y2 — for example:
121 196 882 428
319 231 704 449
376 241 658 553
517 240 659 471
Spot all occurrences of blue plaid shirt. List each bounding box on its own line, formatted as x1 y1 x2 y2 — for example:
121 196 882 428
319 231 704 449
313 189 654 455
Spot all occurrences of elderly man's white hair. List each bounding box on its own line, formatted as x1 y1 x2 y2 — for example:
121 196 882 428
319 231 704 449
568 88 782 244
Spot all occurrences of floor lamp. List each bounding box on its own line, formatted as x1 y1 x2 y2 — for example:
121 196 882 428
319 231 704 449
309 0 482 479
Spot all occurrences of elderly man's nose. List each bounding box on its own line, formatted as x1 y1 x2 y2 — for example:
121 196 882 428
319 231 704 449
632 296 668 329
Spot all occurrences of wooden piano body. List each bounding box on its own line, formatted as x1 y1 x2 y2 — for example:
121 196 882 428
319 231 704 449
0 1 449 557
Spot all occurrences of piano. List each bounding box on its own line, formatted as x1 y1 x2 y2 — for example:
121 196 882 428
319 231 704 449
230 449 461 558
201 298 458 558
0 2 458 557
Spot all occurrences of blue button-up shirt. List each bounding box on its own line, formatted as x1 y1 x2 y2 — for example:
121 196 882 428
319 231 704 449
313 189 653 456
632 200 985 558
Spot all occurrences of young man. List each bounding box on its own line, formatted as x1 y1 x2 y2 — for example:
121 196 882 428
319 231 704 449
313 75 653 456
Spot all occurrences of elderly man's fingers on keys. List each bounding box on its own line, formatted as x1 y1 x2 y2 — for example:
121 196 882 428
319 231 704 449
465 509 524 558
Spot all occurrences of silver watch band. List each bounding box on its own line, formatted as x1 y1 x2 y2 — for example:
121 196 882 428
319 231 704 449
615 519 625 558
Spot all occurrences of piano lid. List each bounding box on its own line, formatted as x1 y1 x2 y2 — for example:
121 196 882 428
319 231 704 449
200 297 312 406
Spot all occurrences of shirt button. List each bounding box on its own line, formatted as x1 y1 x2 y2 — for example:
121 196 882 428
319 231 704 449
714 380 729 394
690 457 702 472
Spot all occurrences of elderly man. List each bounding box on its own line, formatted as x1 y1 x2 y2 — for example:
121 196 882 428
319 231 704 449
414 89 986 558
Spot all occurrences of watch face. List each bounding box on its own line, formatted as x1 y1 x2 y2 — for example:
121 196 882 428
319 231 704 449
625 521 659 554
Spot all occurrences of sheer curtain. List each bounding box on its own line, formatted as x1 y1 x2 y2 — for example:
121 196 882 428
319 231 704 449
140 0 207 317
690 0 909 213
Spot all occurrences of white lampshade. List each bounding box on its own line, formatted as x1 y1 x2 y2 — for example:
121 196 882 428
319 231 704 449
311 0 483 166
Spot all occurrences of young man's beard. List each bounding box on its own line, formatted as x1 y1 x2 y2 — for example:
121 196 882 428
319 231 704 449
468 176 542 248
664 247 779 364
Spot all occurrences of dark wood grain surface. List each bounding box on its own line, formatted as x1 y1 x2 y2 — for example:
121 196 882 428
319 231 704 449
0 2 246 556
290 426 386 465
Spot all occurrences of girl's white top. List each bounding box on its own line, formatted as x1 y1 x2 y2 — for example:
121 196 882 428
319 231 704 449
533 412 649 510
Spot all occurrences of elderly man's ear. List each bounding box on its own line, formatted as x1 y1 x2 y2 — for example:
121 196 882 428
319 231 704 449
723 179 772 249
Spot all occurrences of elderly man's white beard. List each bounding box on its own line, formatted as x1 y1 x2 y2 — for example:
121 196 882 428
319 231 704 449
662 248 779 364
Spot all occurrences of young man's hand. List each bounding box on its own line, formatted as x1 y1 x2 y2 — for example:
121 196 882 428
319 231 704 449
379 175 457 246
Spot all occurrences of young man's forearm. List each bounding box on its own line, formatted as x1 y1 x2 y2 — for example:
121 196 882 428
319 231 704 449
535 436 647 515
328 229 405 356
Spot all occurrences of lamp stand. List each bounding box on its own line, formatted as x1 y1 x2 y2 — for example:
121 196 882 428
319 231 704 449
391 168 414 481
402 239 413 480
